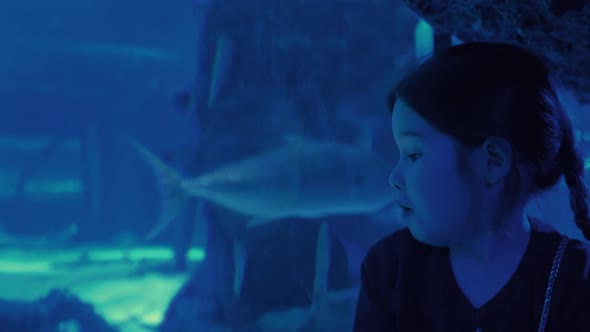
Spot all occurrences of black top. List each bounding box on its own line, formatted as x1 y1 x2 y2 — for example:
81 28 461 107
353 217 590 331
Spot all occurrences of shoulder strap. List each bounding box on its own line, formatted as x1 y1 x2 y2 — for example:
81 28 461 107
537 235 569 332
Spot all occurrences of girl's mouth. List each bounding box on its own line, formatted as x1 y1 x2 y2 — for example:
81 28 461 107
399 205 413 218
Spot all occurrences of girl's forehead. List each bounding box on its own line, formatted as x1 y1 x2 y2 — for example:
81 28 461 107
391 102 462 153
391 101 434 141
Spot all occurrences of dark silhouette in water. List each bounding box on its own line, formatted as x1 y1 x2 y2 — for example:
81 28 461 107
160 211 352 331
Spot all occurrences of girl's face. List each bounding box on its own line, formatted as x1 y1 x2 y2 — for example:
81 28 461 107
389 101 487 247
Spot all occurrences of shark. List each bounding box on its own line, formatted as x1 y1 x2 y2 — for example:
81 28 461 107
130 138 396 240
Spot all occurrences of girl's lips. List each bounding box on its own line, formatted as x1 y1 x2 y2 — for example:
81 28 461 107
398 205 413 219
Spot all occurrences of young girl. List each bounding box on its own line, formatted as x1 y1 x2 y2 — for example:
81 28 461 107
353 42 590 331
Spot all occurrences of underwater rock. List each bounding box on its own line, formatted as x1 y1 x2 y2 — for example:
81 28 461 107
0 289 118 332
401 0 590 103
159 219 353 332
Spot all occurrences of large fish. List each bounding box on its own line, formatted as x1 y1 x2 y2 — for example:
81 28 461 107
207 35 234 109
2 39 182 63
130 138 395 240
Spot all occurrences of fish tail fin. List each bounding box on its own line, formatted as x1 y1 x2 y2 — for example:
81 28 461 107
130 139 188 241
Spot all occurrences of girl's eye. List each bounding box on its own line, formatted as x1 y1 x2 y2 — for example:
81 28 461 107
406 153 421 161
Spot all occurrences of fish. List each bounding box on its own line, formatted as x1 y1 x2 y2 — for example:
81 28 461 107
208 35 234 109
129 137 395 240
255 222 359 331
2 38 183 64
0 224 77 248
46 41 181 63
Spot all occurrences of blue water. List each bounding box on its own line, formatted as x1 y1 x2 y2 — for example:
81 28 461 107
0 1 587 332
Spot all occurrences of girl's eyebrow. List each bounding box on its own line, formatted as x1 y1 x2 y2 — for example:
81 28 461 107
396 130 424 139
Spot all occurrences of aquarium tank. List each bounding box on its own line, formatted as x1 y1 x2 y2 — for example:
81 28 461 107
0 0 588 331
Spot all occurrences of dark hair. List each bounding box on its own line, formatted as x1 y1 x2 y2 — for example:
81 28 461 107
387 42 590 240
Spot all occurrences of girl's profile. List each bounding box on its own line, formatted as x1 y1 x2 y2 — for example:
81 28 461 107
353 42 590 332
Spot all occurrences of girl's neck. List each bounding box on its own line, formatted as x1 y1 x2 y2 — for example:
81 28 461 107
449 213 531 266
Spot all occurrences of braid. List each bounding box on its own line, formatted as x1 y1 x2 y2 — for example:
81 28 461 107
560 126 590 241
